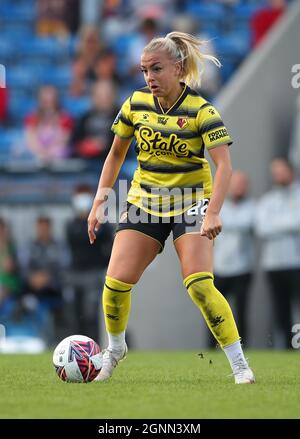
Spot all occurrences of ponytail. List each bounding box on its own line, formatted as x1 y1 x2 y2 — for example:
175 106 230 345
143 31 221 88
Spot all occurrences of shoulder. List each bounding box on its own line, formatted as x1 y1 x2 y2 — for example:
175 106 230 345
130 86 152 103
185 85 210 110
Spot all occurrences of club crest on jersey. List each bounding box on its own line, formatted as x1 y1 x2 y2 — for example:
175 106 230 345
176 117 188 129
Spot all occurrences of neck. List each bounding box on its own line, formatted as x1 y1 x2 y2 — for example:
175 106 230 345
158 83 184 110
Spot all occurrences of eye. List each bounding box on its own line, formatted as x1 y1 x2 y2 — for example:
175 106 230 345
140 68 147 74
153 66 162 72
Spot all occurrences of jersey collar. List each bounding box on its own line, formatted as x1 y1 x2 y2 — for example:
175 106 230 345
153 83 189 115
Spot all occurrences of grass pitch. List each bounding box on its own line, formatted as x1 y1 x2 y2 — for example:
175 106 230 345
0 350 299 419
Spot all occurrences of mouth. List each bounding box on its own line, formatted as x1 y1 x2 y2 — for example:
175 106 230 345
150 85 160 93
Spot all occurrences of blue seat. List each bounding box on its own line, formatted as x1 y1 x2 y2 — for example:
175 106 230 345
215 31 250 58
7 66 36 90
8 94 36 123
0 129 23 154
0 38 14 63
219 62 236 83
184 2 224 22
233 3 261 21
62 96 91 118
0 3 36 22
19 37 69 61
45 66 72 88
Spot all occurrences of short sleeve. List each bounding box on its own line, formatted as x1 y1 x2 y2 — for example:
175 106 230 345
196 103 232 149
111 97 135 139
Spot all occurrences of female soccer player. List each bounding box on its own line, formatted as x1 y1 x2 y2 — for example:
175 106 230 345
88 32 255 384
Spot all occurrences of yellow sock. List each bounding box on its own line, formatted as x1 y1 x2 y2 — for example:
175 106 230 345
183 272 240 348
102 276 133 335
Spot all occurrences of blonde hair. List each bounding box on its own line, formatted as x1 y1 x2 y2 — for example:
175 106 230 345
143 31 221 88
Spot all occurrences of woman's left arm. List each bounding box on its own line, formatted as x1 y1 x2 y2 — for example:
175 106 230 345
200 144 232 240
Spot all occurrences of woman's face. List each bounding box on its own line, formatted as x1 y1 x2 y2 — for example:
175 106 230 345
140 50 181 98
38 87 58 112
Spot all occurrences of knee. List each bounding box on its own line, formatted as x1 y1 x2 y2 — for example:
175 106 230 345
104 275 134 293
183 271 215 303
106 270 139 285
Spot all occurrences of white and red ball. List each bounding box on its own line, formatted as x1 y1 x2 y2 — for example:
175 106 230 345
53 335 102 383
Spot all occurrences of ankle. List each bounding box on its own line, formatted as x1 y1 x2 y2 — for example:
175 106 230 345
107 331 126 351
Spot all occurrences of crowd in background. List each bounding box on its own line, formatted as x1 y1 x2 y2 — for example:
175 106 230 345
1 0 299 351
0 0 289 166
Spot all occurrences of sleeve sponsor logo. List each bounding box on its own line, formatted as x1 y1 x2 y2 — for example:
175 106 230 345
208 128 228 143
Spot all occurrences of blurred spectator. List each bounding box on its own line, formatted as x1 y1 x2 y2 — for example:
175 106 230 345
36 0 80 36
0 87 8 124
69 25 104 96
255 158 300 348
94 48 121 86
19 216 67 311
212 171 255 345
65 185 113 340
72 79 117 160
24 85 73 162
18 216 68 344
172 15 221 100
0 218 21 307
125 1 172 19
101 0 123 17
128 17 160 88
251 0 286 48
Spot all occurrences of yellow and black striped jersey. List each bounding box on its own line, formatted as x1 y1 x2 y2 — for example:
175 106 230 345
112 83 232 217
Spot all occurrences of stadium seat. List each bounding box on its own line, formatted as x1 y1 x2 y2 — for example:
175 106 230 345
0 38 14 63
8 95 36 123
215 31 251 58
19 37 70 62
62 96 91 118
184 2 224 22
233 3 261 21
47 66 72 89
0 129 23 163
0 2 36 22
7 66 36 90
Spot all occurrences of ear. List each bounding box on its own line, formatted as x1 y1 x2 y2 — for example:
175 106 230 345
174 61 182 78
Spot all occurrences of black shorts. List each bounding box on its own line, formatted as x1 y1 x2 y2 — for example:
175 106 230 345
115 200 209 253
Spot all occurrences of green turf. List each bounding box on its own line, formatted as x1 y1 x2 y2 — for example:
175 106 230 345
0 350 299 419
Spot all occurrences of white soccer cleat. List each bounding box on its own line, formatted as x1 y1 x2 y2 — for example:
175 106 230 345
232 356 255 384
94 344 128 382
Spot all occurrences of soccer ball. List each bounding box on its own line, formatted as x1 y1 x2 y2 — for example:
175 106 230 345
53 335 102 383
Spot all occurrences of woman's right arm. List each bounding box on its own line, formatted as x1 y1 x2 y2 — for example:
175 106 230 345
88 135 132 244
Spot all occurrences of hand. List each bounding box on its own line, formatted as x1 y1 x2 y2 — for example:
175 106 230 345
87 203 104 244
200 212 222 240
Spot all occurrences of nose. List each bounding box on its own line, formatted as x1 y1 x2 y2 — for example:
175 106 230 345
146 70 155 82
